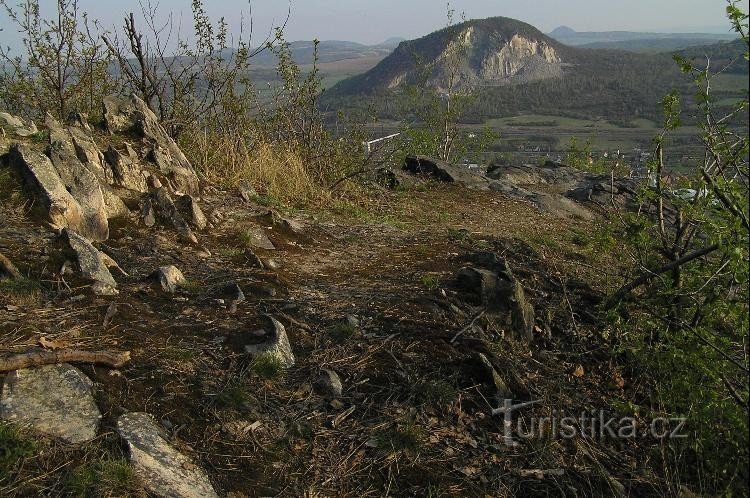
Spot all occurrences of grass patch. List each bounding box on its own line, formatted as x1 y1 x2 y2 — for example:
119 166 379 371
378 420 427 453
217 247 244 258
0 166 26 209
216 383 255 410
0 277 42 305
328 321 356 342
63 459 142 497
420 274 441 290
250 353 284 380
0 422 37 475
415 379 459 407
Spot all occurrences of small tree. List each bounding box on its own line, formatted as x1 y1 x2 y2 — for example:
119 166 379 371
0 0 114 119
399 4 493 164
605 2 748 492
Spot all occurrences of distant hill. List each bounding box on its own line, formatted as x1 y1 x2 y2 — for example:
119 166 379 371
328 17 573 96
324 17 748 123
250 39 395 66
548 26 736 49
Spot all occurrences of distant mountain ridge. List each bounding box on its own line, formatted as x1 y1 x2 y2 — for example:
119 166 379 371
548 25 737 49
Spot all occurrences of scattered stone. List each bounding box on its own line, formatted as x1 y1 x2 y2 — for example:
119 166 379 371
152 265 186 293
176 194 207 230
345 314 361 331
245 316 295 368
243 226 275 250
264 258 280 270
153 188 198 244
140 198 156 227
63 229 118 294
474 353 513 398
117 412 218 498
0 252 22 280
0 364 101 443
314 369 343 398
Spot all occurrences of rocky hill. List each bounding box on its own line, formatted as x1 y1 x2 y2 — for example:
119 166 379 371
324 17 747 123
329 17 572 95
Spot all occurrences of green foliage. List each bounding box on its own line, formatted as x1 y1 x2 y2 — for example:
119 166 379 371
607 4 749 493
64 459 141 497
420 274 441 290
0 422 36 475
378 420 427 453
328 321 356 342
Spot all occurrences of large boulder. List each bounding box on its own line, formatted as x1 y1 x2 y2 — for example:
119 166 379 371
103 95 199 196
404 155 491 190
117 412 218 498
9 144 85 233
0 364 101 443
47 118 110 241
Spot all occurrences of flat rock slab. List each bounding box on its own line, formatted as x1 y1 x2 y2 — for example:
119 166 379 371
0 364 101 443
117 412 218 498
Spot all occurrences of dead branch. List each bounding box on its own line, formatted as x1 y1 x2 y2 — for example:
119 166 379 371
0 349 131 371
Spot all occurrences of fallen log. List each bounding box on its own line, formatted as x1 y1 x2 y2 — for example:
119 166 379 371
0 349 131 371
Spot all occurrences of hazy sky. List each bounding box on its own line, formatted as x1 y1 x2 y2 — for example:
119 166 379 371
0 0 743 46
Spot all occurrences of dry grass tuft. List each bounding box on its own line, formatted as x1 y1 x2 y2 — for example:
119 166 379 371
185 131 340 207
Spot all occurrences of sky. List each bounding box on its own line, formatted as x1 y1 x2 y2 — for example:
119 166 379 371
0 0 743 47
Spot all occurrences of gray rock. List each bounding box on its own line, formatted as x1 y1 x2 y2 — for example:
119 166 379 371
153 188 198 244
64 229 118 292
245 316 295 368
9 144 85 232
117 412 218 498
456 267 500 306
0 252 22 280
140 198 156 227
104 145 149 193
152 265 186 293
404 155 491 190
176 195 207 230
47 120 110 241
243 226 275 250
314 369 343 398
456 262 535 342
0 364 101 443
0 111 25 128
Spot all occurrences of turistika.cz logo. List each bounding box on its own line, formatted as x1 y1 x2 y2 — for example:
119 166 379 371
494 399 687 445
